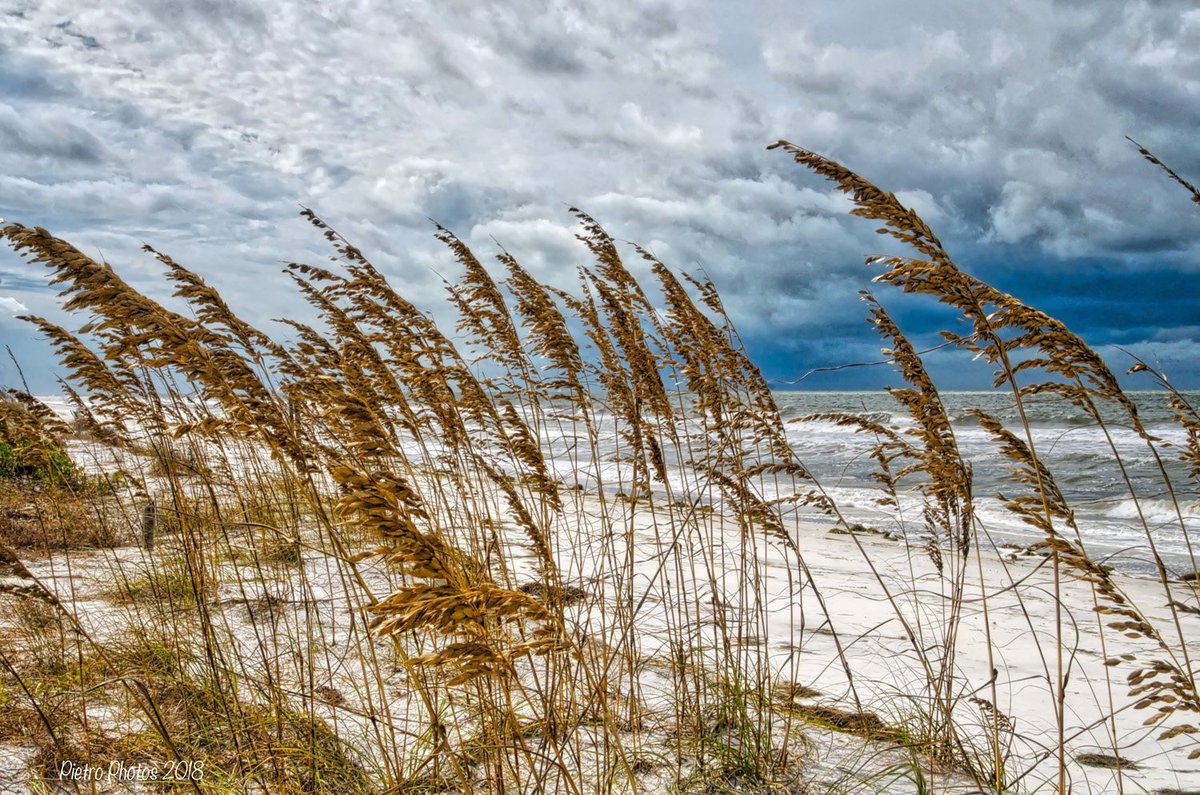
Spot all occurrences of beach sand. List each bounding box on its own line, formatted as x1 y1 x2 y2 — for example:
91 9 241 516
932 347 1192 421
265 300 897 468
4 461 1198 794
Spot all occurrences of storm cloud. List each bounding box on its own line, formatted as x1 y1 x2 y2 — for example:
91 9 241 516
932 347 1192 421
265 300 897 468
1 0 1197 390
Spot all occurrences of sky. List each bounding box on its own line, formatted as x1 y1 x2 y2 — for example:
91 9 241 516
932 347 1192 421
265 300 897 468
1 0 1198 393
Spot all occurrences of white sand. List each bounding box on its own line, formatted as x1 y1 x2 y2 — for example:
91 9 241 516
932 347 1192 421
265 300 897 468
3 436 1199 792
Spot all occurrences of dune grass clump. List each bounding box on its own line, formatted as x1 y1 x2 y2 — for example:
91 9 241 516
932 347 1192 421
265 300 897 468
0 391 77 485
0 138 1195 793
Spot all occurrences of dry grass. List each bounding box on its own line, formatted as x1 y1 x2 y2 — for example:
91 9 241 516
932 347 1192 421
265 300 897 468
0 138 1195 793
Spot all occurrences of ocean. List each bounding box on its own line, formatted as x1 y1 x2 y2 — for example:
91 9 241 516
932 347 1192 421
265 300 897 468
772 390 1199 577
532 389 1197 577
37 388 1200 578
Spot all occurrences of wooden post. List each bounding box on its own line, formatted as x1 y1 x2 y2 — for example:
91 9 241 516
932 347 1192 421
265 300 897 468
142 499 157 550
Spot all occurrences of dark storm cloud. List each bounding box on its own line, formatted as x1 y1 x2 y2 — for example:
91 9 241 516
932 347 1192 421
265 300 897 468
0 0 1196 391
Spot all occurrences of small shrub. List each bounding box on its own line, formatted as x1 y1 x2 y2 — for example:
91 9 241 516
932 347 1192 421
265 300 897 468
0 438 77 485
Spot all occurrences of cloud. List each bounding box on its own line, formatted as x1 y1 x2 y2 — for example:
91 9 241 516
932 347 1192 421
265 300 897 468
0 295 28 314
760 1 1200 260
0 103 106 163
0 0 1196 392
